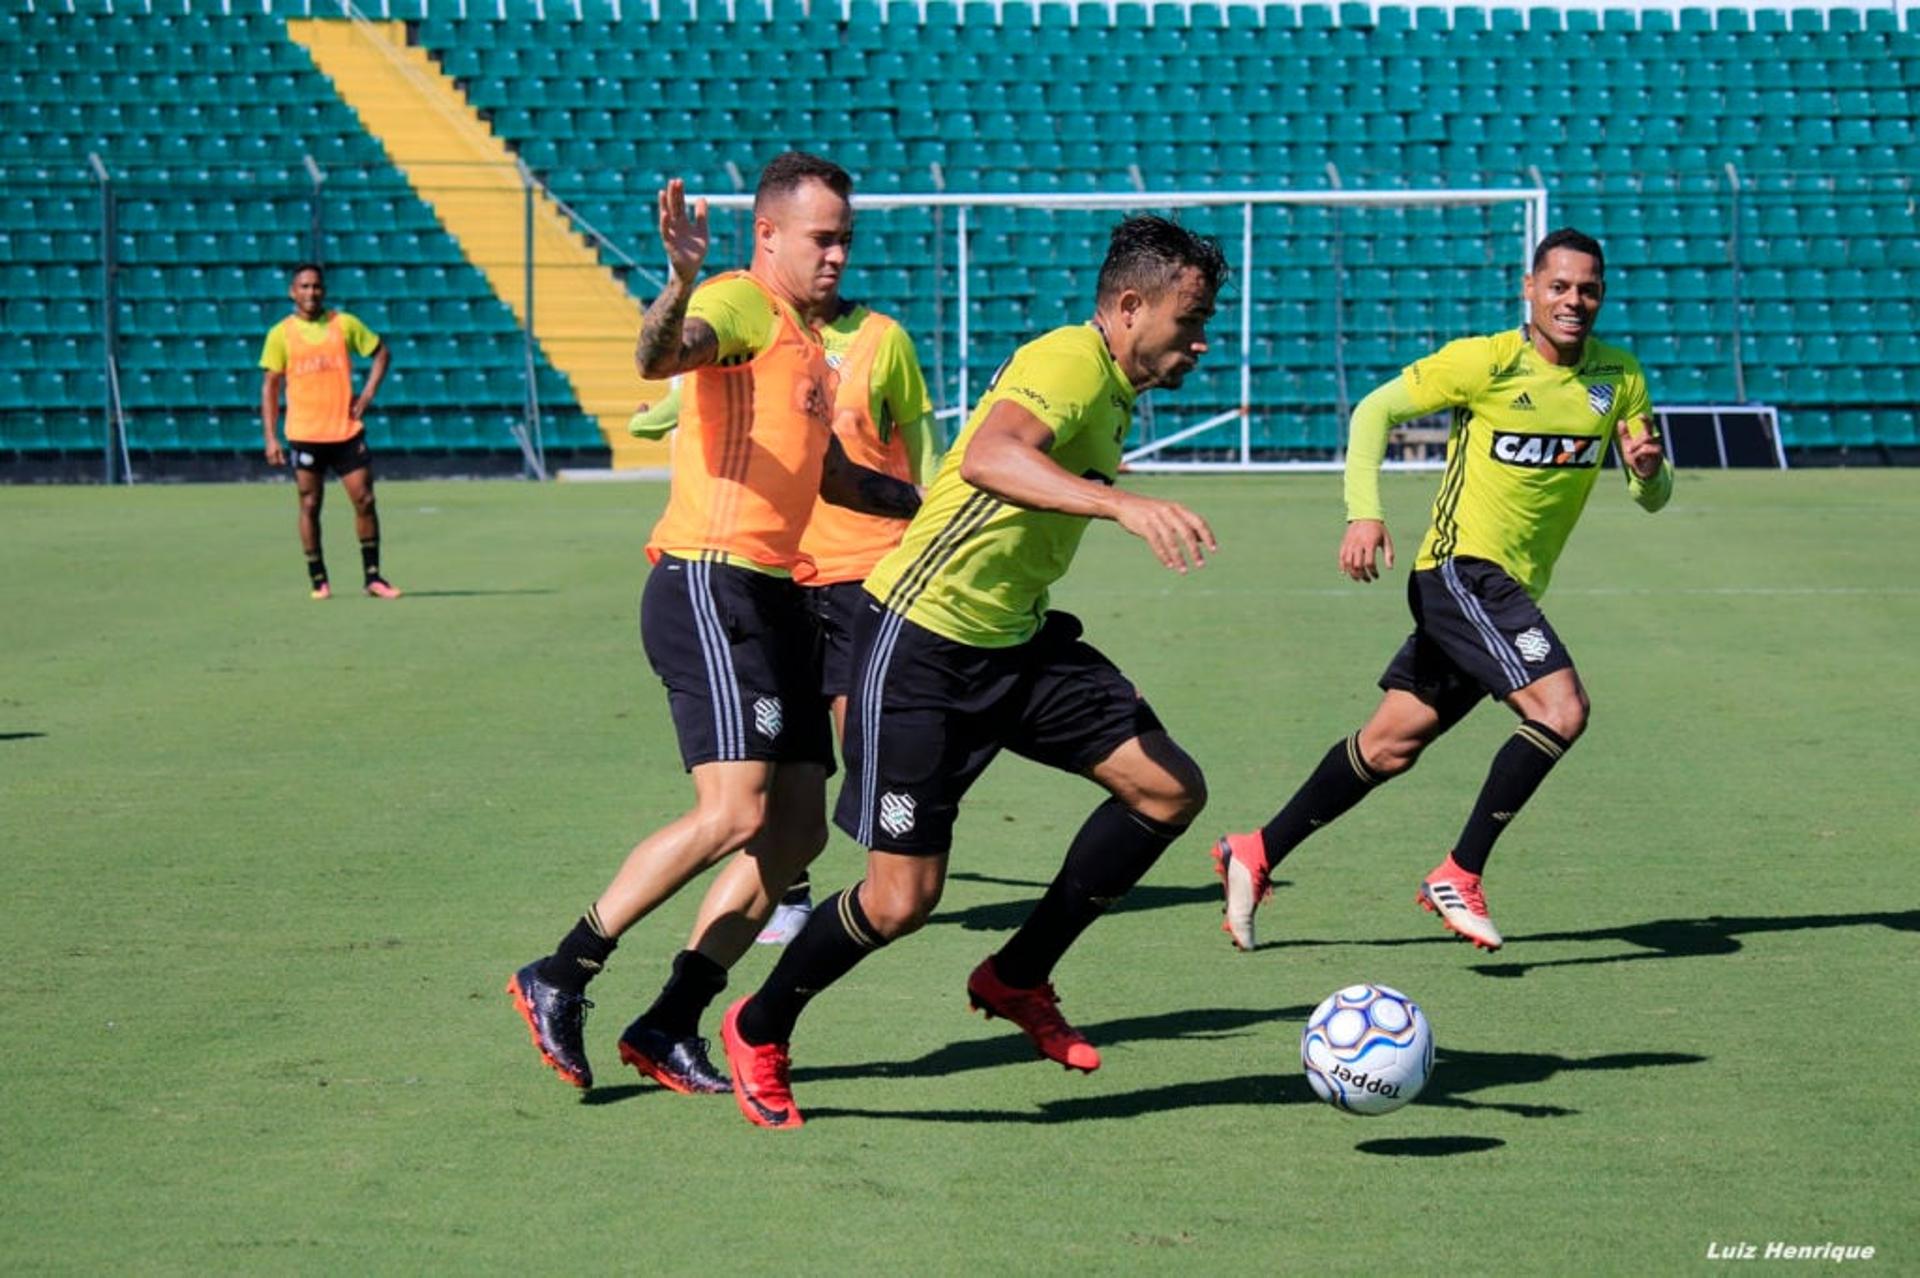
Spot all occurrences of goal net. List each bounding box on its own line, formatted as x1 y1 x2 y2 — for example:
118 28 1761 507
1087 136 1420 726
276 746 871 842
685 185 1548 472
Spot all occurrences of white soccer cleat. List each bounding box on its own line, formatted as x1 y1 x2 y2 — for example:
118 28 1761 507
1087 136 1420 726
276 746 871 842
755 895 814 946
1417 858 1504 951
1211 833 1272 952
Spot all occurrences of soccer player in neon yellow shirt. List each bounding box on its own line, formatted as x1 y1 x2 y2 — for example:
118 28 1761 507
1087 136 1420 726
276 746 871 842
1215 228 1672 953
717 216 1226 1128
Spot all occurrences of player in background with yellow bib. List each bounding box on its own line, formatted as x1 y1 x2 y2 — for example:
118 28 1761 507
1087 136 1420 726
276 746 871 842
258 263 396 599
1214 229 1672 954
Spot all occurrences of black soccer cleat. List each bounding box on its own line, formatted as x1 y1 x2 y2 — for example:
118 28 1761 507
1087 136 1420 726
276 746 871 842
507 961 594 1090
617 1018 732 1095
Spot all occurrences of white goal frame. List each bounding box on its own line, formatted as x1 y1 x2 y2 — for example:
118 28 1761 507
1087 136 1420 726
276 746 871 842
686 187 1549 472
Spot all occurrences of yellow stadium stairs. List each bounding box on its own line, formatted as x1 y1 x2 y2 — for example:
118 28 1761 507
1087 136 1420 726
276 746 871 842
286 17 669 469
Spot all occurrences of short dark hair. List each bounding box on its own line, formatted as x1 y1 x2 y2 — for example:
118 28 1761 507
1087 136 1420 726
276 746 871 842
1531 228 1605 275
753 151 853 215
290 262 324 283
1095 215 1229 305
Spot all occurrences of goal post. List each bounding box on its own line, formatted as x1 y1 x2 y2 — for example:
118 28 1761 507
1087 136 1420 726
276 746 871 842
680 185 1549 472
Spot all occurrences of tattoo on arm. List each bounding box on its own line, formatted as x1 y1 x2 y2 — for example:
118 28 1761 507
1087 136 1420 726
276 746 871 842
636 278 718 378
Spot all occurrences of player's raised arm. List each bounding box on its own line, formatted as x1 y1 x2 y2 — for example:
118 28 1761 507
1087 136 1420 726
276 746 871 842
961 399 1216 573
1617 415 1674 512
636 178 720 379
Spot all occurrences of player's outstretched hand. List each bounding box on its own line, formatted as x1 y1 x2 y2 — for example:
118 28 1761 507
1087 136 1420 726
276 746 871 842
1617 416 1665 479
1115 493 1216 574
1339 519 1394 583
657 178 709 284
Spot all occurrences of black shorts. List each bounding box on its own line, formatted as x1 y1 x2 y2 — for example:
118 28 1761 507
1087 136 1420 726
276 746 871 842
640 556 834 772
1379 556 1575 724
834 601 1164 856
288 433 371 478
802 579 866 700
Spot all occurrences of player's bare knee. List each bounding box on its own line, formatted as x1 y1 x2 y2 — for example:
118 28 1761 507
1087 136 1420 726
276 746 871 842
861 880 939 940
1156 763 1208 825
1362 735 1424 778
690 798 769 860
1540 696 1589 745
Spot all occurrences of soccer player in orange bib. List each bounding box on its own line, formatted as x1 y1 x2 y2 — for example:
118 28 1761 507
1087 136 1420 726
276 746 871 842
630 302 939 946
508 153 923 1095
258 263 398 600
1212 229 1673 954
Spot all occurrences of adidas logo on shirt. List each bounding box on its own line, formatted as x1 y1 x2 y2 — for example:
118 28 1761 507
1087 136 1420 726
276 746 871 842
1509 392 1535 410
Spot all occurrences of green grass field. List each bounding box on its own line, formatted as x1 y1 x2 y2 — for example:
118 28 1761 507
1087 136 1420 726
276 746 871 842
3 471 1915 1274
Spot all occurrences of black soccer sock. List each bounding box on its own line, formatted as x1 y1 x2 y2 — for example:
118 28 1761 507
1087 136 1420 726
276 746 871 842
992 798 1189 989
1256 733 1387 865
1450 720 1572 876
737 885 887 1046
636 948 730 1039
359 536 382 583
780 871 813 906
305 552 328 589
535 906 617 994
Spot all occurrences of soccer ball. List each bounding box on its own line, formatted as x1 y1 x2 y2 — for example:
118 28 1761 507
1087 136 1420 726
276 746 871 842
1300 983 1434 1116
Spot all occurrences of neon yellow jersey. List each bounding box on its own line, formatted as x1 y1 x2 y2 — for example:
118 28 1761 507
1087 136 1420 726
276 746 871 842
864 324 1134 648
1405 328 1654 600
686 274 787 363
258 311 380 371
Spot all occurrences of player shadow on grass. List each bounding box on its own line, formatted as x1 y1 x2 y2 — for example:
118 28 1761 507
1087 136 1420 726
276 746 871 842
0 732 46 741
1469 909 1920 979
800 1042 1706 1126
931 871 1271 933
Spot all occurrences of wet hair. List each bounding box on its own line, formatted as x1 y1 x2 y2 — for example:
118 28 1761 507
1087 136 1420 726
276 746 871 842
1531 228 1605 275
1095 215 1229 305
752 151 853 216
289 262 324 283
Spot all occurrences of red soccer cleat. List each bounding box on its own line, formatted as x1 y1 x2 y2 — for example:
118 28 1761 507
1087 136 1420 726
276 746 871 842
720 997 803 1129
1417 854 1505 951
1211 831 1273 952
965 957 1101 1073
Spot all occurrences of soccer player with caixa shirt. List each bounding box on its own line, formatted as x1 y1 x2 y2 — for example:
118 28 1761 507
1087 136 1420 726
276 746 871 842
259 263 398 600
1213 228 1673 954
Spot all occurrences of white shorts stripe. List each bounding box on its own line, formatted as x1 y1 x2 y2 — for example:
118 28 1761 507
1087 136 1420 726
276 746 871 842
852 609 909 847
1441 558 1529 691
687 558 745 759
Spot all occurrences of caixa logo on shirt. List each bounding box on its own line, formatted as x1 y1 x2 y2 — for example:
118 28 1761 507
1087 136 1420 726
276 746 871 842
1489 432 1603 469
